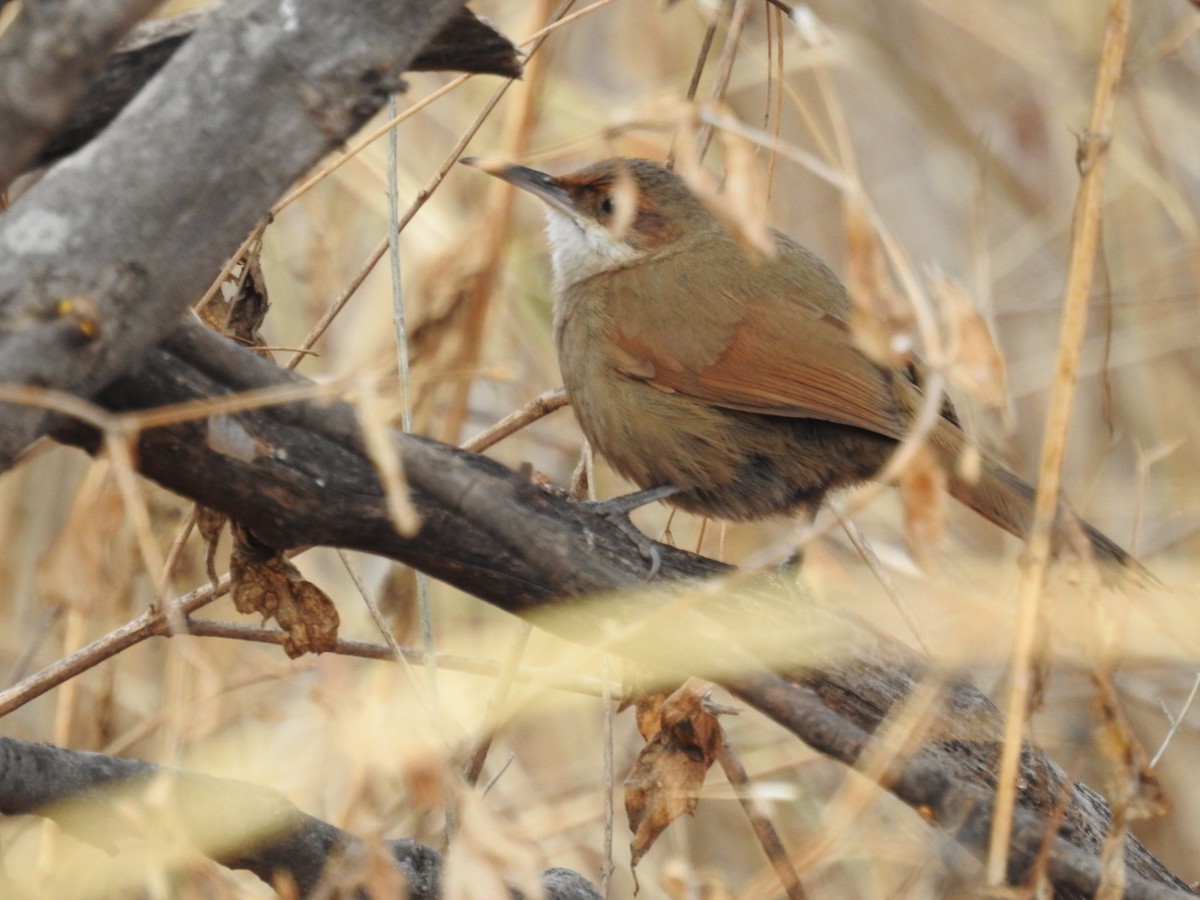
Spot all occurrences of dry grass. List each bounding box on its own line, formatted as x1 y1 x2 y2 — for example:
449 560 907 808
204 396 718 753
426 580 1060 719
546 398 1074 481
2 0 1200 896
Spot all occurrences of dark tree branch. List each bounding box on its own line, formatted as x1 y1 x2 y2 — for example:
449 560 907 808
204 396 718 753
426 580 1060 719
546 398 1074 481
410 7 524 78
0 0 163 191
0 737 600 899
45 321 1194 898
31 7 522 170
735 673 1191 899
0 0 471 469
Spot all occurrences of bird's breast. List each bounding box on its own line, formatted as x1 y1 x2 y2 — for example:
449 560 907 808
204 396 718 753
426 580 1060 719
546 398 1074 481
553 276 753 502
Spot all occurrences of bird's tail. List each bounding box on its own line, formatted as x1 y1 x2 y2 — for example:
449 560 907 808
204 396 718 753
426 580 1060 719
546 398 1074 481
929 418 1153 584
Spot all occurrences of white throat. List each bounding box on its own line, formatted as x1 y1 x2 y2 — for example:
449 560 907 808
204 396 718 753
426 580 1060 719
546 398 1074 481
544 208 640 291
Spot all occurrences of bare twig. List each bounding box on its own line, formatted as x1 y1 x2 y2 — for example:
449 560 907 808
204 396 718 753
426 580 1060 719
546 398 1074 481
183 619 611 698
461 387 570 452
0 575 229 717
716 737 807 899
284 0 614 370
1150 672 1200 768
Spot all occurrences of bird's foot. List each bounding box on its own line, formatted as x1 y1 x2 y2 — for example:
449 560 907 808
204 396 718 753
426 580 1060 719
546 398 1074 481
582 486 681 579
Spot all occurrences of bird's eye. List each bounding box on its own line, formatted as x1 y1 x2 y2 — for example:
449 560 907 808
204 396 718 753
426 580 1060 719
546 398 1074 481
598 195 614 217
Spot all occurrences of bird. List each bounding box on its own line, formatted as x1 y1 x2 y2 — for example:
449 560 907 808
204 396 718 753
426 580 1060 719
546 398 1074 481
463 155 1147 580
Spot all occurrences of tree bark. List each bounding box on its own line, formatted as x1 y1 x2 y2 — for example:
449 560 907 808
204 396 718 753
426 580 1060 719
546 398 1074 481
0 0 469 468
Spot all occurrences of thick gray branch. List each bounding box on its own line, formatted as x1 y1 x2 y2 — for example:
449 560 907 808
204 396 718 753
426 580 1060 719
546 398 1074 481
0 0 468 468
0 0 162 190
30 7 522 169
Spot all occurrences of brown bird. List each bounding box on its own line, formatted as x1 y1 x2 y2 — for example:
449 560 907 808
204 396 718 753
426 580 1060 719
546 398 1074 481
466 156 1145 578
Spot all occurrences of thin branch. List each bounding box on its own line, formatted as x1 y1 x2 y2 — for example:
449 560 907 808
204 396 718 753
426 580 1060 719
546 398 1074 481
184 619 611 698
0 575 229 717
694 0 754 162
716 736 807 899
1150 672 1200 768
461 387 570 452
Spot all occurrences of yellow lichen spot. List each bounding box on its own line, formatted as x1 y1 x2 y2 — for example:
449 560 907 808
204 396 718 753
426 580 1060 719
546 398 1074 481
56 296 100 340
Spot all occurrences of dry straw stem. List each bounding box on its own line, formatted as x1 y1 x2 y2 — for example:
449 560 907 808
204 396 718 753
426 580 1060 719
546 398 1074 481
354 375 422 537
693 0 754 162
432 0 564 442
987 0 1132 884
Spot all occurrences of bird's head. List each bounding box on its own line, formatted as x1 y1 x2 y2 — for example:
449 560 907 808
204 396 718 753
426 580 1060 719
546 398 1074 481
463 157 715 288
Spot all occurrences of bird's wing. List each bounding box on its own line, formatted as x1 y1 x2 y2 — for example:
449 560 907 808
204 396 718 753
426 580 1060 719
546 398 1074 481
605 256 912 440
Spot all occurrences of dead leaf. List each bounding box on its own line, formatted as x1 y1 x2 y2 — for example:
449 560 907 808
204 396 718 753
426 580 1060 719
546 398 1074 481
1091 669 1169 820
197 243 273 360
931 274 1008 410
898 441 947 572
230 524 338 658
626 679 725 869
632 689 667 742
673 122 776 265
844 202 913 368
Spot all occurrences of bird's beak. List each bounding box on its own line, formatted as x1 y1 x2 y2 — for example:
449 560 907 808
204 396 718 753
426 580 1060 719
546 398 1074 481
460 157 576 218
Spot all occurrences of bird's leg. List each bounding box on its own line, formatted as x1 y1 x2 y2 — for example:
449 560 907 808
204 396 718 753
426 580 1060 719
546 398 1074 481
581 485 681 579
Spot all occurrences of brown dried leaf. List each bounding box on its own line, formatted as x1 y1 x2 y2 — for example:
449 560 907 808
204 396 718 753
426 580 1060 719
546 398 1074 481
230 525 338 658
932 274 1008 409
625 679 724 868
898 441 947 572
197 243 273 359
844 203 913 368
225 251 273 358
632 689 668 742
1091 669 1169 820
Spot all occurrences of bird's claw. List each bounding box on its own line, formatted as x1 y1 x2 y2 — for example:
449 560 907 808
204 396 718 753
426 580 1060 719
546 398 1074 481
581 486 680 580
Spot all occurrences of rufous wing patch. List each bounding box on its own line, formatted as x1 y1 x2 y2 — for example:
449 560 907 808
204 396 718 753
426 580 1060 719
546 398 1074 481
611 308 909 440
